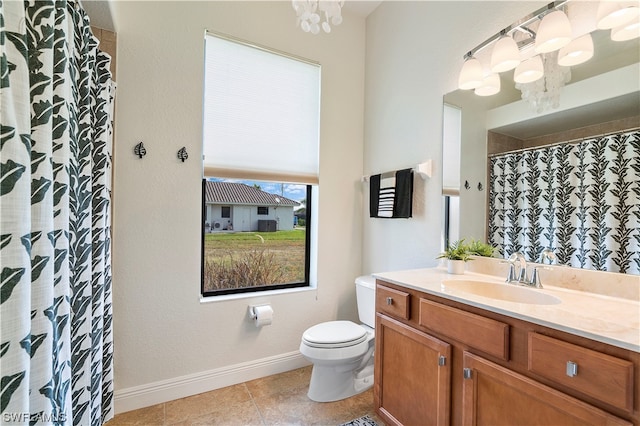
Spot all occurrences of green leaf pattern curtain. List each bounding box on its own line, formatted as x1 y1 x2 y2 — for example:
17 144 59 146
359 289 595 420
488 130 640 275
1 1 114 424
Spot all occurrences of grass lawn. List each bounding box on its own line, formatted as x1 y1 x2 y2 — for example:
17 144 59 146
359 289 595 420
203 229 306 292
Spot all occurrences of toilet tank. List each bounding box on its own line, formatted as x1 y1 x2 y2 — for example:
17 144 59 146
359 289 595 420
355 275 376 328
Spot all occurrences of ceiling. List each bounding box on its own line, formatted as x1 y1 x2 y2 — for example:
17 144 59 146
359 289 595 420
343 0 383 18
81 0 384 32
85 0 637 141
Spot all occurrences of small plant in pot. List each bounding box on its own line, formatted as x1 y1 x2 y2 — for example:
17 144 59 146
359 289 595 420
467 239 496 257
437 239 471 274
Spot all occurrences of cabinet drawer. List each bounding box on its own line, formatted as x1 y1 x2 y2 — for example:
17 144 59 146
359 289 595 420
419 299 509 360
376 284 410 320
528 332 634 412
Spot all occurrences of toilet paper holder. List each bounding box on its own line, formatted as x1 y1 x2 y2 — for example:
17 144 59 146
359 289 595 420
248 304 268 320
248 304 274 327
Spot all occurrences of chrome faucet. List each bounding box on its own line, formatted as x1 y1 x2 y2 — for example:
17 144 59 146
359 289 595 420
508 252 529 284
505 252 544 288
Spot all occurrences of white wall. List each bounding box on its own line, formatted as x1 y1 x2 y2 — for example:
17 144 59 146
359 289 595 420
110 0 365 411
363 1 547 273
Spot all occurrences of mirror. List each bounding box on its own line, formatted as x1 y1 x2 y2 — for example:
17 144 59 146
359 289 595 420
443 22 640 274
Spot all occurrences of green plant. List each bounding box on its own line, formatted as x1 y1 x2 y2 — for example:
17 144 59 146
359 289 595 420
467 239 496 257
437 239 472 262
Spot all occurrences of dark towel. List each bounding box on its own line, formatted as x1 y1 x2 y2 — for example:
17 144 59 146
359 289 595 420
369 174 381 217
394 168 413 218
369 168 413 218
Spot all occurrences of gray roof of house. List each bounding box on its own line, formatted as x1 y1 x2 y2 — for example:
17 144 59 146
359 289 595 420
204 181 300 207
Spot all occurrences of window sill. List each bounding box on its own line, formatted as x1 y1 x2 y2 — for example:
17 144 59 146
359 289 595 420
199 285 316 304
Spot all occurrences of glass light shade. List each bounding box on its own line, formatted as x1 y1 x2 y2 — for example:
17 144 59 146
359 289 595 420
611 18 640 40
474 73 501 96
535 10 573 53
558 34 594 66
458 57 484 90
514 55 544 83
597 1 639 29
490 36 521 73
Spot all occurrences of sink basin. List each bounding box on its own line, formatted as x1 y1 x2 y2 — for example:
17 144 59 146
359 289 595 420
443 280 561 305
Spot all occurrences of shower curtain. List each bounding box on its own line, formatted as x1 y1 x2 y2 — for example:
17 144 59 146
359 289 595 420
1 1 114 424
488 129 640 275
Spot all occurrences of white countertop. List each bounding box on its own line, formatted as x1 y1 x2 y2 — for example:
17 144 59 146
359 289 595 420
373 268 640 353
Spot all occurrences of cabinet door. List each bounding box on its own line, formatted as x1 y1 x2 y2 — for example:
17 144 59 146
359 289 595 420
375 314 451 426
462 352 631 426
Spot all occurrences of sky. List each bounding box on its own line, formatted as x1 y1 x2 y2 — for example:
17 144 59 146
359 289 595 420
208 177 307 205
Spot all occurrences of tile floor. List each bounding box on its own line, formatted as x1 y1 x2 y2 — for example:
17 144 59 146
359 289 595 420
105 366 384 425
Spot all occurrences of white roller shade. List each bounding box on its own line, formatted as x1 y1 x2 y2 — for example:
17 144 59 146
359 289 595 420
203 33 321 184
442 103 462 195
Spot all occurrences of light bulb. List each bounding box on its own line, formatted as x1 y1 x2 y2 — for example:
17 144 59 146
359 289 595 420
475 73 501 96
458 57 484 90
611 18 640 40
514 55 544 83
597 1 639 29
535 10 572 53
491 36 521 73
558 34 594 66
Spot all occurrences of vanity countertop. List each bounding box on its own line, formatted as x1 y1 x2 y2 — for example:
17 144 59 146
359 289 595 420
373 268 640 353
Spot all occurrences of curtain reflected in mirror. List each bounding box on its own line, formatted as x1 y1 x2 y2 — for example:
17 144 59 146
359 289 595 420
487 129 639 275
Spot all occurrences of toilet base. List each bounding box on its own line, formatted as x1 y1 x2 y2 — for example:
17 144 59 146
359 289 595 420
306 360 374 402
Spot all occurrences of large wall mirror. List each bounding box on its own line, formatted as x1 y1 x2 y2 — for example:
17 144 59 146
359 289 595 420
443 2 639 275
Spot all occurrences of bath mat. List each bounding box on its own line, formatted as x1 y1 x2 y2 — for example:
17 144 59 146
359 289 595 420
340 415 378 426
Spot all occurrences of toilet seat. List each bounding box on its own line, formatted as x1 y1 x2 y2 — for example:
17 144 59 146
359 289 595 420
302 321 367 349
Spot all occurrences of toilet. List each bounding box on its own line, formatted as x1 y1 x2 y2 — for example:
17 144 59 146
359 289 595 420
299 275 376 402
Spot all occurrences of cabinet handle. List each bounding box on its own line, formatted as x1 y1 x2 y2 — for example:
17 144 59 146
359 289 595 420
566 361 578 377
438 355 446 366
386 297 393 305
463 368 472 379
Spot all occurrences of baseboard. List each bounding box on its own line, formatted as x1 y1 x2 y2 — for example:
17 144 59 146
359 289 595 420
114 350 310 414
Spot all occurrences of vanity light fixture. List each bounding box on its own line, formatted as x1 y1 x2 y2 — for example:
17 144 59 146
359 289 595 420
292 0 344 34
457 1 571 96
455 0 625 112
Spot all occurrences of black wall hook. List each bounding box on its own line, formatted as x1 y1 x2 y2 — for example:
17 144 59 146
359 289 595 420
464 180 470 190
478 182 483 191
134 142 146 159
177 147 188 162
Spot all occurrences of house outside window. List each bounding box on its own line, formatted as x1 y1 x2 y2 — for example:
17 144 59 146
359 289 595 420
201 32 319 297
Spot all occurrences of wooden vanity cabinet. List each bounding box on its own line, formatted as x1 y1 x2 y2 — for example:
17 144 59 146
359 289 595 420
375 314 451 426
462 352 631 426
374 280 639 426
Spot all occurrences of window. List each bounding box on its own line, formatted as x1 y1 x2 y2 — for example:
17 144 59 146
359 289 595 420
442 103 461 250
201 32 320 297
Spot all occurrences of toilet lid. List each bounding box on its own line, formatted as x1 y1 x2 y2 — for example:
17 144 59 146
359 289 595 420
302 321 368 348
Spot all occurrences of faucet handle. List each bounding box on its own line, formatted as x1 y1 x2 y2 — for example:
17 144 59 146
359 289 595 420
517 265 529 284
530 267 543 288
505 264 517 283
